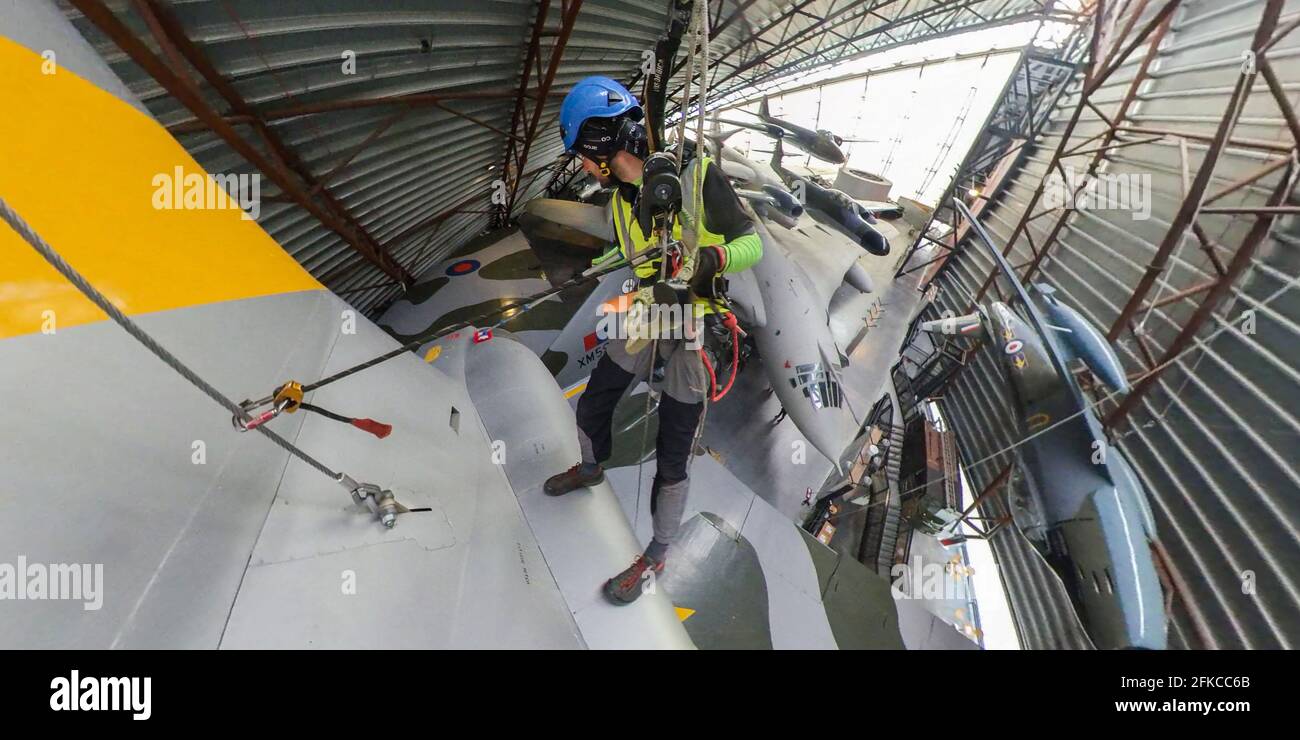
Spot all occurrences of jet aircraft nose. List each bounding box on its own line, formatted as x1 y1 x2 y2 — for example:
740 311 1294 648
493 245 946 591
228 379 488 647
822 145 848 165
782 362 860 469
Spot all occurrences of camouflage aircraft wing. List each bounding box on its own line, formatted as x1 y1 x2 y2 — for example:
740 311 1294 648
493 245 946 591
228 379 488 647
784 217 886 313
601 402 978 650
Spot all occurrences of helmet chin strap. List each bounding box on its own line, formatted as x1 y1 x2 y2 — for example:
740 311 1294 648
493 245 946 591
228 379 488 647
598 154 638 189
578 116 647 181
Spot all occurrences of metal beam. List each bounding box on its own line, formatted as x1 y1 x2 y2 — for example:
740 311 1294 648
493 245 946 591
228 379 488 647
502 0 584 220
668 0 879 105
264 108 413 203
311 108 411 193
1108 158 1295 429
1106 0 1283 341
1014 1 1174 288
72 0 412 285
703 1 1066 107
707 0 892 94
672 0 818 88
895 22 1084 281
140 0 414 285
967 0 1180 308
1102 0 1293 430
496 1 553 228
376 155 559 267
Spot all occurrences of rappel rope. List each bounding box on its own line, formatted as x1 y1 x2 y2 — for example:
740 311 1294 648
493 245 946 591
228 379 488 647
672 1 699 176
635 0 703 522
298 250 660 395
685 1 714 476
692 0 711 170
634 0 713 526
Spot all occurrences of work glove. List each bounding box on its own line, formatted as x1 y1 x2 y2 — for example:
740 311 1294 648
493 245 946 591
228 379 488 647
625 280 696 355
688 246 725 298
625 284 670 355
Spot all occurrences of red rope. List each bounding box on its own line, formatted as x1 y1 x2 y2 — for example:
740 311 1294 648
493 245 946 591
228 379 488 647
699 313 740 402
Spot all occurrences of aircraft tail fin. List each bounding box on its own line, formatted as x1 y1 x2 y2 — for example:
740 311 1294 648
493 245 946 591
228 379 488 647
759 96 770 118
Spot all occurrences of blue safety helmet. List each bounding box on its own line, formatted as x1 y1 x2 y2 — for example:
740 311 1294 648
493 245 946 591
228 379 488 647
559 76 644 152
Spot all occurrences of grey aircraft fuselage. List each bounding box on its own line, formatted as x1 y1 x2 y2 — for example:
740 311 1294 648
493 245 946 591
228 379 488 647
700 137 879 468
744 216 864 469
709 134 891 256
918 202 1166 650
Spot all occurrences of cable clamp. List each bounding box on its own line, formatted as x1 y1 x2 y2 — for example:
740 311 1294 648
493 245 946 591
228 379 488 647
338 474 408 529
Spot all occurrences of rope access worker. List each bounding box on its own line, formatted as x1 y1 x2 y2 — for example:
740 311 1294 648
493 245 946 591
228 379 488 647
543 76 763 605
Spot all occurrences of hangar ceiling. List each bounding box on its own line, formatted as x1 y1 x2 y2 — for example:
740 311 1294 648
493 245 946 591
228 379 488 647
60 0 1065 315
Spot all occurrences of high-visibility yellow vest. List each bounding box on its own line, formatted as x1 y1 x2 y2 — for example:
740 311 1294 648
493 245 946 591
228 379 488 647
610 156 726 282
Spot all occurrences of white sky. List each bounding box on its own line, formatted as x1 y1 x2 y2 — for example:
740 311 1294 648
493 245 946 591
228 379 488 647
924 404 1022 649
958 466 1023 650
712 18 1080 206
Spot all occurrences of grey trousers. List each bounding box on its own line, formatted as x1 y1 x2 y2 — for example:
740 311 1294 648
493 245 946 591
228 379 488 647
605 334 710 405
576 336 708 548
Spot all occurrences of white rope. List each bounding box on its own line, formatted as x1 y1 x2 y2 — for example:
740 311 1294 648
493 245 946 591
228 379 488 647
635 0 711 530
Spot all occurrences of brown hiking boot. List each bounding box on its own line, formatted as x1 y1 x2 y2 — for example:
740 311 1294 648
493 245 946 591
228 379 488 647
543 463 605 496
603 554 665 605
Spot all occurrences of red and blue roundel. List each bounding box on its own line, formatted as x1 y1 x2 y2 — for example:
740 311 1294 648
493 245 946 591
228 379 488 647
445 259 481 277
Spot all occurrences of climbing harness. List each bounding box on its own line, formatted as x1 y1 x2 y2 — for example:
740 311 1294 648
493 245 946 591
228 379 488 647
698 308 743 402
633 0 715 525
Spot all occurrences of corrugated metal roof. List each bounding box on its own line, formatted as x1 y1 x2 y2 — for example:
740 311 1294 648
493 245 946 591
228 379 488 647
61 0 674 314
901 0 1300 649
61 0 1057 316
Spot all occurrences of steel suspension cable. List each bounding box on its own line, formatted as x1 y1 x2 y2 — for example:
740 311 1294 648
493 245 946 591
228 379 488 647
0 195 342 482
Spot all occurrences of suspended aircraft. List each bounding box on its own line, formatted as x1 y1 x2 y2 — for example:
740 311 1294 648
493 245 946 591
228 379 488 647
715 96 875 165
915 202 1166 650
710 130 895 256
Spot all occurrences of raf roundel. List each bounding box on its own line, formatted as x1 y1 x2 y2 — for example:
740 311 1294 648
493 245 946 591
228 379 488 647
445 259 481 277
